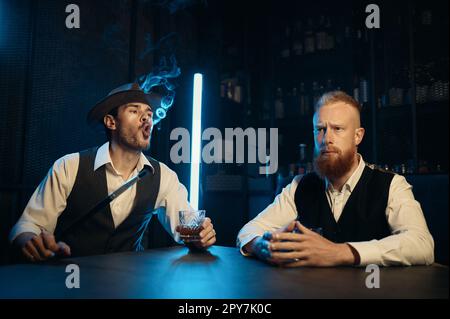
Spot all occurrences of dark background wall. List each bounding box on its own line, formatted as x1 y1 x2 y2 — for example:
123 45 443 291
0 0 448 264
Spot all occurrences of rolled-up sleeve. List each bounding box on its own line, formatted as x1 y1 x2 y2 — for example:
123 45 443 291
9 153 78 243
154 163 193 244
348 174 435 266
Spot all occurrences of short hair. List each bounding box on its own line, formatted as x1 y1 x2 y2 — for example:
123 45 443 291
314 90 362 114
104 107 119 142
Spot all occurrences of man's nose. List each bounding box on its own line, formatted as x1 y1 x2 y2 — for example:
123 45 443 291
323 128 333 145
141 113 150 123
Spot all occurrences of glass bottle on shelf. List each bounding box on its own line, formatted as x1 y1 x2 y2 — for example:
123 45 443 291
227 81 234 100
297 144 307 175
353 75 360 103
421 9 432 26
291 87 299 117
285 87 294 118
280 26 291 59
402 66 413 105
262 100 270 120
356 28 362 43
316 15 327 51
319 82 325 98
304 18 316 54
299 82 307 116
312 81 320 106
289 163 296 178
275 87 285 119
293 20 303 56
234 83 242 103
359 77 369 109
325 16 335 50
220 82 226 98
343 22 353 49
389 69 404 106
326 78 334 92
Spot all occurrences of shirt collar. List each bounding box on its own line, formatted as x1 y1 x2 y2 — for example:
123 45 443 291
94 142 154 174
326 153 365 193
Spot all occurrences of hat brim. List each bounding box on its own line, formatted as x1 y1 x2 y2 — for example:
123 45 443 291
87 90 161 127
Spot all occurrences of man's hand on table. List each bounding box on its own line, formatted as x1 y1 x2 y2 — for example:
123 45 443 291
243 221 358 267
13 229 71 262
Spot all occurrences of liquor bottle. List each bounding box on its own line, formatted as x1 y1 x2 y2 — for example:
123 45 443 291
344 23 351 47
293 20 303 56
289 163 296 177
325 16 335 50
316 15 326 51
359 77 369 106
297 144 307 175
220 82 226 98
353 75 360 103
326 78 334 92
291 87 299 117
304 18 315 54
299 82 307 116
421 9 432 25
389 69 404 106
284 87 294 117
227 81 233 100
356 27 362 43
274 87 285 119
234 84 242 103
319 82 325 98
312 81 320 106
232 76 242 103
280 26 291 59
262 100 270 120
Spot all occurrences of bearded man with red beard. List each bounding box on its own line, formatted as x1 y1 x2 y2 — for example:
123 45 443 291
10 83 216 262
238 91 434 267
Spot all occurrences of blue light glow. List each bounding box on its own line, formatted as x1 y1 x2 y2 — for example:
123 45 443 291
189 73 203 210
155 108 167 119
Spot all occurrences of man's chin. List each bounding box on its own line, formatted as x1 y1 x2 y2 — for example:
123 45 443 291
313 152 355 180
122 139 150 152
141 139 151 151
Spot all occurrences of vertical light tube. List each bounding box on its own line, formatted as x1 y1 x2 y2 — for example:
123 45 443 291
190 73 203 210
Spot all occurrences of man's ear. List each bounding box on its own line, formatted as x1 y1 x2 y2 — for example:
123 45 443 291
104 114 116 131
355 127 365 147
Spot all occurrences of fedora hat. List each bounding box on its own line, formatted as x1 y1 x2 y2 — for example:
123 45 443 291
87 82 161 126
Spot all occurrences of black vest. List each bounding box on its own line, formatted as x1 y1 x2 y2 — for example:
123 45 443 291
294 166 394 243
54 147 161 257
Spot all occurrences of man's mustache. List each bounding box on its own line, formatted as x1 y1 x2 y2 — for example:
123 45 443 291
319 146 341 154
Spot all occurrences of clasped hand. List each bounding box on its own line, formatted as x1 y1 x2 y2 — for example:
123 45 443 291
252 221 354 267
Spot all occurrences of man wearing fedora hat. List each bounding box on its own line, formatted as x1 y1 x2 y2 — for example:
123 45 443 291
9 83 217 262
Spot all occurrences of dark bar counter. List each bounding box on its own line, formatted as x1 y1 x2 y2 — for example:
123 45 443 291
0 246 447 299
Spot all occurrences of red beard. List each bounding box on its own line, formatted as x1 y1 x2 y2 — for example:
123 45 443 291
313 145 356 180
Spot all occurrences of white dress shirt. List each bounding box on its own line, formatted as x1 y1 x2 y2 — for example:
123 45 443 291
237 155 435 266
9 142 193 244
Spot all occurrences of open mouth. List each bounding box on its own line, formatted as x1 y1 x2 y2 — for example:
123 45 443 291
142 124 151 139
